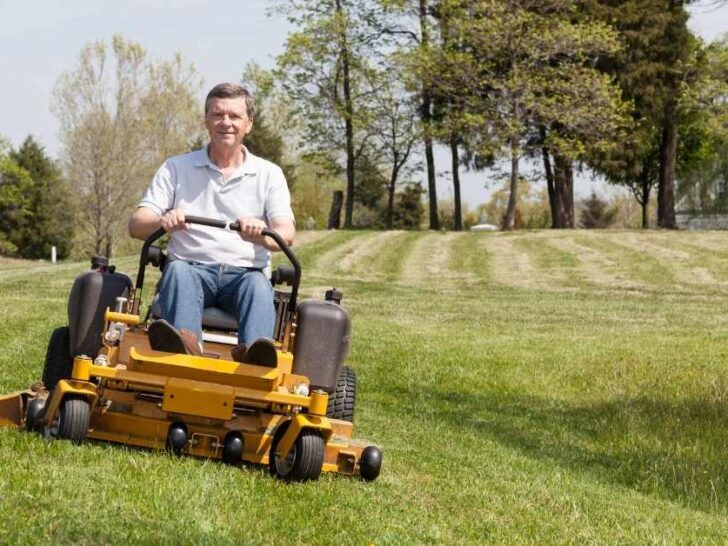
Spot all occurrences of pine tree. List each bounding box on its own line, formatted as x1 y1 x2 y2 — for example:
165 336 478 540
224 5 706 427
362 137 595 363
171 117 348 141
9 136 75 259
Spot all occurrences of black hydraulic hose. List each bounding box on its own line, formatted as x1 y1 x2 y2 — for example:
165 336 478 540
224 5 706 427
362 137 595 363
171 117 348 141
136 227 166 294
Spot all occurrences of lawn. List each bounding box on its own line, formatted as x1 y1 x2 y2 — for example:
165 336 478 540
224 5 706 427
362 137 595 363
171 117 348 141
1 229 728 544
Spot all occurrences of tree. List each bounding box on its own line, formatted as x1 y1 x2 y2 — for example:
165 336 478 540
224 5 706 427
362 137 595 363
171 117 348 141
53 35 202 258
435 1 627 231
579 191 618 228
392 182 424 229
366 66 420 229
380 0 441 229
275 1 380 228
582 0 701 229
0 156 32 256
675 35 728 212
241 63 297 186
9 136 75 259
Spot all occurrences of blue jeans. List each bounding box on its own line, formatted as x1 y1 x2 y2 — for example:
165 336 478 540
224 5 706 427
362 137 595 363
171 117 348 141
157 260 275 346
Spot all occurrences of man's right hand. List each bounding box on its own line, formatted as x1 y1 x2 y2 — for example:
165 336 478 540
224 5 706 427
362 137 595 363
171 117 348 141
160 208 189 233
129 207 188 240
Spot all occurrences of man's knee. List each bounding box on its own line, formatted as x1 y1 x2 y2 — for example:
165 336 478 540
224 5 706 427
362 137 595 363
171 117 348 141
244 270 273 298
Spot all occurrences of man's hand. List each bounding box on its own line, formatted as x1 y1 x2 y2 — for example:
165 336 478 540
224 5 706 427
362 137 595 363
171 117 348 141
236 217 267 243
160 208 190 233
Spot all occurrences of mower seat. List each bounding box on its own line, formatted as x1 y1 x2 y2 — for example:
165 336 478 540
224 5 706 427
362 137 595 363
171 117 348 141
150 296 238 331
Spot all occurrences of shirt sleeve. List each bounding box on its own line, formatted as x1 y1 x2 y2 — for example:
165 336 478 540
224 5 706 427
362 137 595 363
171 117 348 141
138 160 176 216
265 166 295 223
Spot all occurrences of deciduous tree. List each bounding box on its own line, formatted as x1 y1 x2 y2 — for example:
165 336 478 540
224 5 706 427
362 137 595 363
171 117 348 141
53 36 202 258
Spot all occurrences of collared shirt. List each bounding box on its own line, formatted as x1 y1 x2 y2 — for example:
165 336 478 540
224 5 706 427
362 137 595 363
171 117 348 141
138 146 294 268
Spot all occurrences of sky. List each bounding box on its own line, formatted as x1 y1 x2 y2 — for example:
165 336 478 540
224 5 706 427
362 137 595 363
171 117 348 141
1 0 727 208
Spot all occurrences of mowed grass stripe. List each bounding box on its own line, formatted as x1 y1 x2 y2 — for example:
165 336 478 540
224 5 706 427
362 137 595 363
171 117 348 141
356 230 420 281
399 231 463 288
568 232 679 293
507 232 581 291
444 232 492 285
304 230 378 278
485 233 544 290
654 231 728 286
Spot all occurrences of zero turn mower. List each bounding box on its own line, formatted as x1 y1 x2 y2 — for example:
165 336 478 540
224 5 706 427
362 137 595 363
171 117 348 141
0 216 381 482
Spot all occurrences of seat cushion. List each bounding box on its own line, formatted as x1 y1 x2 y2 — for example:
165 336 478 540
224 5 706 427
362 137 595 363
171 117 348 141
150 295 238 331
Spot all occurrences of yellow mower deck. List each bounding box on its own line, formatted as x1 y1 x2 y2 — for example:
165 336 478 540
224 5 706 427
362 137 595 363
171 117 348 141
0 309 380 481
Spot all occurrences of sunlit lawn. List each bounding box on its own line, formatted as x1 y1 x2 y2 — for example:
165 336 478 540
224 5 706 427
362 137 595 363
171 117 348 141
1 229 727 544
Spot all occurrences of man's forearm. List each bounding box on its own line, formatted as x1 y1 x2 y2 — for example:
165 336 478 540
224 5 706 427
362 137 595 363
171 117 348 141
128 208 163 240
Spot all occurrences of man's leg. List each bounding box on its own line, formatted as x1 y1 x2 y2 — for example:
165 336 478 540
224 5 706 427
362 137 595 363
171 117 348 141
218 266 275 346
157 261 217 342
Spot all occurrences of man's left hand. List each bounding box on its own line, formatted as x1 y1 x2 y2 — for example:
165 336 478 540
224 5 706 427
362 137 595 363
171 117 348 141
236 217 267 243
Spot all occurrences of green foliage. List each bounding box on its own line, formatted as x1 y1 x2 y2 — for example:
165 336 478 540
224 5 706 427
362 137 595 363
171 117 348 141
244 109 297 188
579 191 618 229
391 182 424 229
480 179 551 229
53 35 202 258
675 36 728 212
8 136 75 259
0 157 32 255
289 154 343 229
353 152 387 209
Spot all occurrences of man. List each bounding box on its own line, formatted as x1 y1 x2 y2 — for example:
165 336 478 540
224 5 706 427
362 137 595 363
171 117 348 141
128 83 295 361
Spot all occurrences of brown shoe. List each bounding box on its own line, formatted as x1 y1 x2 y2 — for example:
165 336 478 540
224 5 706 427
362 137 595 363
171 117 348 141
148 319 202 356
241 338 277 367
230 343 247 363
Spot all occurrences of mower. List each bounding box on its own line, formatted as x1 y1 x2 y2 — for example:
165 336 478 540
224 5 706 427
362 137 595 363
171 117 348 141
0 216 382 482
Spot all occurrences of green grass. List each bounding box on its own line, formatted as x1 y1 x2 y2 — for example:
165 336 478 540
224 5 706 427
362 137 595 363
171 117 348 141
2 229 728 544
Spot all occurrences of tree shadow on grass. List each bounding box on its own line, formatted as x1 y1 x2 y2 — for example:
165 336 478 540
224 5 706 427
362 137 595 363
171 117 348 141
391 385 728 513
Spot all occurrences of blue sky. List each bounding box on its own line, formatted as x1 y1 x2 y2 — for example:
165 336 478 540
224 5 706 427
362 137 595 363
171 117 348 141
1 0 726 207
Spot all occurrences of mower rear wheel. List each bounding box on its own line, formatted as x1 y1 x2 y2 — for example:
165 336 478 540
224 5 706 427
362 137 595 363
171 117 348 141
327 366 356 422
269 421 324 482
56 395 90 444
42 326 73 391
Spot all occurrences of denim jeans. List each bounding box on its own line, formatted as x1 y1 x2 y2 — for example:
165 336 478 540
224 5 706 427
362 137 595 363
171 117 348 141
157 260 275 346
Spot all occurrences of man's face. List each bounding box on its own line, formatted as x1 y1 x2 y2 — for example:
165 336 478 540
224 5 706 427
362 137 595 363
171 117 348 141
205 97 253 150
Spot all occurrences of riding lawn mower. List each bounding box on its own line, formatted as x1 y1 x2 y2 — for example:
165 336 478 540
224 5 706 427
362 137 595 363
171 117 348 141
0 216 382 482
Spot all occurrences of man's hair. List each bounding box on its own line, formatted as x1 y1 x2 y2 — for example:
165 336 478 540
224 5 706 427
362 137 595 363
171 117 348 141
204 83 254 120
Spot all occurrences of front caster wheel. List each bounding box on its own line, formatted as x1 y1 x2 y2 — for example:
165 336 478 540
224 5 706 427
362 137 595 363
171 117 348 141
269 421 324 482
56 395 90 444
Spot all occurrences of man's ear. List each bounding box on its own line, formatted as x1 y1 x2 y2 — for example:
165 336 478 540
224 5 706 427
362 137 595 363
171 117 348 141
245 120 254 136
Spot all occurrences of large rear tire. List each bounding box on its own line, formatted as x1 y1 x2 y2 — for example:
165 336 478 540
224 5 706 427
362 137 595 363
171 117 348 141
326 366 356 423
269 421 324 482
42 327 73 390
56 395 90 444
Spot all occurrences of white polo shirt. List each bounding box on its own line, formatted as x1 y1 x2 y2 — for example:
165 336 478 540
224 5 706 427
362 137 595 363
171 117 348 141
138 146 294 268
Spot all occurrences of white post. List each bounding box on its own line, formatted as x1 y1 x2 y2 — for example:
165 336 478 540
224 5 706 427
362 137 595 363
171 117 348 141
51 246 57 264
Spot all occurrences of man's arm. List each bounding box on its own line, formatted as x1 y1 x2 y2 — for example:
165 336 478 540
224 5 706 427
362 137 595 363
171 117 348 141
237 216 296 251
129 207 189 240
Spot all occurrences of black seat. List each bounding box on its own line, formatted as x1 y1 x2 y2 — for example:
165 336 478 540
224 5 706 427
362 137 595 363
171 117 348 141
150 295 238 331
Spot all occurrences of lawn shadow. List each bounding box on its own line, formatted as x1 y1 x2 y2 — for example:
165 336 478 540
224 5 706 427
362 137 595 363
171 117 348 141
391 385 728 513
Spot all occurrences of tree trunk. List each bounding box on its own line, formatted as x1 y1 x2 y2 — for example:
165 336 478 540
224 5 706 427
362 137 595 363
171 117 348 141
553 154 574 229
640 162 651 229
386 169 396 230
419 0 439 230
539 127 558 228
503 137 519 231
451 138 462 231
328 190 343 229
336 0 356 229
657 113 678 229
